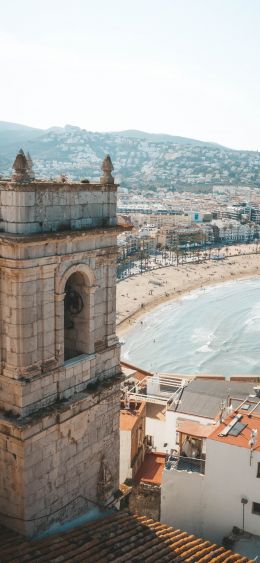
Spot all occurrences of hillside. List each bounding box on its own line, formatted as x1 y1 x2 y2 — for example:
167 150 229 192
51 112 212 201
0 121 259 190
108 129 223 147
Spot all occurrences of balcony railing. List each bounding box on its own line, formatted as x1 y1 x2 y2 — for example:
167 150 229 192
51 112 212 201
165 454 205 475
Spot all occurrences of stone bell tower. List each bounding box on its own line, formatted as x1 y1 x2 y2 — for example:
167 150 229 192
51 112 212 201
0 151 123 535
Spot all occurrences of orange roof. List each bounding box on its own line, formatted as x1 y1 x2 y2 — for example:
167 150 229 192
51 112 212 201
120 401 145 431
209 412 260 451
177 419 216 439
0 510 250 562
134 452 166 486
120 360 153 382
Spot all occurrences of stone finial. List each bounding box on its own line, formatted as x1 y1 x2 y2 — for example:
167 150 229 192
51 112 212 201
26 152 35 180
100 154 114 185
12 149 30 183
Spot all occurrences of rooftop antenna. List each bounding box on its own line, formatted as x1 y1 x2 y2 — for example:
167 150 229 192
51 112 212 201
249 428 258 466
227 393 234 414
219 399 225 423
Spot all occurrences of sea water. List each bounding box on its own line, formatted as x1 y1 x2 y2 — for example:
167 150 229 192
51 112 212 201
121 277 260 376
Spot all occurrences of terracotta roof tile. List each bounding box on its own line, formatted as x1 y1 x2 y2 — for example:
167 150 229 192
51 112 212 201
208 412 260 450
134 452 166 485
0 510 252 562
120 401 146 431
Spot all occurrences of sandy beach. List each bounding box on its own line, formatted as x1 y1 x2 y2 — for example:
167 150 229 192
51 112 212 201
116 245 260 337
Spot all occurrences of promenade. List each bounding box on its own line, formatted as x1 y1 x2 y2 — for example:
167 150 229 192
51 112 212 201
116 244 260 336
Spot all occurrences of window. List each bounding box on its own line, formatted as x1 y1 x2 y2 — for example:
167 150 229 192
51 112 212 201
257 463 260 478
252 502 260 515
146 435 154 447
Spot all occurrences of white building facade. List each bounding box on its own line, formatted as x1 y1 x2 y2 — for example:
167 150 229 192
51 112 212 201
161 408 260 546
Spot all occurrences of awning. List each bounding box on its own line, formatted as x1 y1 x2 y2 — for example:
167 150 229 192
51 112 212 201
176 419 215 439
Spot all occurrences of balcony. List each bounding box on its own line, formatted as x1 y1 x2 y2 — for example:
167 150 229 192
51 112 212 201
165 454 205 475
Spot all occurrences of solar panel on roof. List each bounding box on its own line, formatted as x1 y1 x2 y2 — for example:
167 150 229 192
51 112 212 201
228 422 247 436
219 414 242 437
241 404 250 410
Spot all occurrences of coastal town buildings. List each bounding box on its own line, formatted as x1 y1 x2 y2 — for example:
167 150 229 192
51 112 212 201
161 391 260 552
154 379 257 453
119 364 260 556
116 183 260 279
0 150 124 536
120 365 258 460
212 219 255 243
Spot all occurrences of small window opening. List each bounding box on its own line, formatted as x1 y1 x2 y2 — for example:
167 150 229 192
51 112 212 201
252 502 260 515
64 272 88 361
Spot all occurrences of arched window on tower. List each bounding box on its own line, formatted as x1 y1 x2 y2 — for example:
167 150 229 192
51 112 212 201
64 272 90 361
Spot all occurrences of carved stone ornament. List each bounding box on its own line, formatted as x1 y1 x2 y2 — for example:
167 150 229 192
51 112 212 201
97 455 114 503
100 154 114 185
12 149 31 183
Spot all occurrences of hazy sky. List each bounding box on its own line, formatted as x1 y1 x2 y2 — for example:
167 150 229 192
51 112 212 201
1 0 259 150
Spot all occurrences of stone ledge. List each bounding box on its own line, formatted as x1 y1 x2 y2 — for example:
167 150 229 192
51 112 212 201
0 181 118 192
0 341 120 412
0 225 126 245
0 370 123 440
63 352 95 368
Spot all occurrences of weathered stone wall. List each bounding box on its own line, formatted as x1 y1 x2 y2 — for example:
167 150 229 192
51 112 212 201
0 183 117 234
0 378 120 536
0 229 121 417
129 483 161 521
0 169 123 536
0 344 120 417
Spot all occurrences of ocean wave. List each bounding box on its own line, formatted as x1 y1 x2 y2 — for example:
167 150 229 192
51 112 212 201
122 277 260 377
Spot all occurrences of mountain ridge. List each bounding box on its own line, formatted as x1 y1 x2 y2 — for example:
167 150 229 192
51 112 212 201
0 121 225 149
0 121 259 189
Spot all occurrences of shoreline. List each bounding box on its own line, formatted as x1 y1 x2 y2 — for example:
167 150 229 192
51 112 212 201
116 251 260 337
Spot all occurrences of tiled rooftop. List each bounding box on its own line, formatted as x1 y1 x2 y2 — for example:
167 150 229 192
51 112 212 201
169 380 257 419
0 510 251 562
209 412 260 450
120 401 145 431
134 452 166 486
